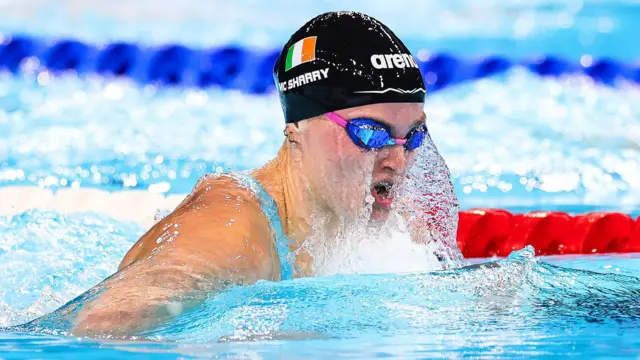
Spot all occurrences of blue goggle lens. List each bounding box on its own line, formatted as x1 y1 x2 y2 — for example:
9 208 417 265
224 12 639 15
405 125 427 150
346 118 427 151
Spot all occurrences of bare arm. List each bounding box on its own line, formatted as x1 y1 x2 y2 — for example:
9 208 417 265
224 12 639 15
72 176 280 338
72 260 214 338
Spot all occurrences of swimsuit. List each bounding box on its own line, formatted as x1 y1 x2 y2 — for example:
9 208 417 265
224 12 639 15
233 171 295 280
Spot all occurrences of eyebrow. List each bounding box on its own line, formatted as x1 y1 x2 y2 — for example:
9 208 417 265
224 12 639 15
412 113 427 127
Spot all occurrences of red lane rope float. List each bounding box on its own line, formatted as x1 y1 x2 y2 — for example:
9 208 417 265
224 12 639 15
457 209 640 258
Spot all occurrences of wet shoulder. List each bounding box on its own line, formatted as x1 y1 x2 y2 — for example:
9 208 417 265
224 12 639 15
118 173 280 280
171 173 274 241
188 173 265 210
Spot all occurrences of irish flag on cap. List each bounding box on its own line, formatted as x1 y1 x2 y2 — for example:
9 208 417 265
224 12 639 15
285 36 317 71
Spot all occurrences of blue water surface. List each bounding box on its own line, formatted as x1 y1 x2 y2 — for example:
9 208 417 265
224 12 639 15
0 209 638 358
1 210 640 358
0 214 640 358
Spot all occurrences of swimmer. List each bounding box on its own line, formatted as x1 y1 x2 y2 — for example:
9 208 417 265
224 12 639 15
68 11 432 338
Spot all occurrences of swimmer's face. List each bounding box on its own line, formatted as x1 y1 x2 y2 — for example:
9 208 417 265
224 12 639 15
296 102 425 222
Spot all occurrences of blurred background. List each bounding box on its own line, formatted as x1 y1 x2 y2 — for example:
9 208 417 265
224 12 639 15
0 0 638 60
0 0 638 218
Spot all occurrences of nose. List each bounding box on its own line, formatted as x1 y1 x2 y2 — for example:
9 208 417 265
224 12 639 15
377 145 409 175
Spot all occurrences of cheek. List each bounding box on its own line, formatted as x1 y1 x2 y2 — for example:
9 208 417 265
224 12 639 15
308 130 356 170
308 133 374 196
331 136 374 179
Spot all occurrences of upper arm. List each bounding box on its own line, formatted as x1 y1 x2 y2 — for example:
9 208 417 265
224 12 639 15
71 175 281 337
119 175 281 283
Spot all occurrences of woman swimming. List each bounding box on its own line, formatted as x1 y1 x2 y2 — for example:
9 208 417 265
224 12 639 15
63 11 436 338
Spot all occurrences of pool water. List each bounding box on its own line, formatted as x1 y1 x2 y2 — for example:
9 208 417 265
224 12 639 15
1 0 640 358
2 70 640 208
2 231 640 358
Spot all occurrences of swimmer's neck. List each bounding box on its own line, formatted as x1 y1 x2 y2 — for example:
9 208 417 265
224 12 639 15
252 142 312 245
251 142 343 265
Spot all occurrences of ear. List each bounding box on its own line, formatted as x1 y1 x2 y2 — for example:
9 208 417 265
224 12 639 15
284 123 303 146
283 123 307 164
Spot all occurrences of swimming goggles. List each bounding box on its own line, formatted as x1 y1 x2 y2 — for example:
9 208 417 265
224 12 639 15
325 112 427 151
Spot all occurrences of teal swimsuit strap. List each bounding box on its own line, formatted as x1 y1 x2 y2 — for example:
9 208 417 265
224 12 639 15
232 172 296 280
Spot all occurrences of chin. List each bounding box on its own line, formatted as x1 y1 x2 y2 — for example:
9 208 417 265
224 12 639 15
329 202 362 221
369 206 391 223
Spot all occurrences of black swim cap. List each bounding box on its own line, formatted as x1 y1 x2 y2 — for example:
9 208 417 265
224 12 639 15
274 11 426 124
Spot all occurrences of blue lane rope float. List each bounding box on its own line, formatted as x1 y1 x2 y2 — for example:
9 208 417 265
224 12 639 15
1 35 638 93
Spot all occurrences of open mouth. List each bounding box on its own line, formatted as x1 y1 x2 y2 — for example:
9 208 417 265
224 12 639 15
371 180 394 209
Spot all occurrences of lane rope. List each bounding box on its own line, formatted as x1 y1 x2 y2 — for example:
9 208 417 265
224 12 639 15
1 35 637 94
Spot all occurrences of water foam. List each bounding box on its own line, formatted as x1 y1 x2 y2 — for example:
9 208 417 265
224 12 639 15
17 246 640 345
0 210 142 327
303 213 445 277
